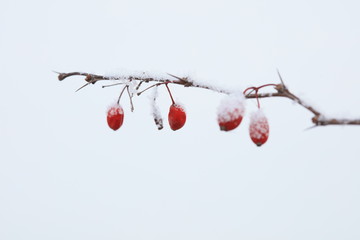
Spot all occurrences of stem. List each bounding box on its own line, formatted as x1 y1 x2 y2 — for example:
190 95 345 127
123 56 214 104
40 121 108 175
243 87 256 95
256 84 277 108
137 82 165 96
245 84 277 109
102 82 125 88
126 86 134 112
165 83 175 105
117 86 127 105
136 80 144 90
150 87 164 130
255 89 261 108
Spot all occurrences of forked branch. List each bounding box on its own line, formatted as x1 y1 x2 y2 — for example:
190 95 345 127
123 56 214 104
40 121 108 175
56 71 360 127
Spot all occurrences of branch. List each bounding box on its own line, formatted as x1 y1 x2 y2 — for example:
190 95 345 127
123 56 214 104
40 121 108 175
56 71 360 127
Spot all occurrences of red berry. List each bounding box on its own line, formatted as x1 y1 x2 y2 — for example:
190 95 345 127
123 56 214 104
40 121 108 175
249 110 269 146
107 104 124 131
218 108 244 131
217 95 245 131
168 104 186 131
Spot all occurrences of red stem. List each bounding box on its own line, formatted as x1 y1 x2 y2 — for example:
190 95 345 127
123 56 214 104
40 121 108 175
165 83 175 105
255 89 260 108
244 84 277 108
137 82 165 96
243 87 256 95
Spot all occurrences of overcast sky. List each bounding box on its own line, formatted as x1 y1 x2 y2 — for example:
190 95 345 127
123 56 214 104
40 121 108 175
1 0 360 239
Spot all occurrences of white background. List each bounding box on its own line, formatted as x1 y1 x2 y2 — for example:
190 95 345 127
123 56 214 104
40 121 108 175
1 0 360 239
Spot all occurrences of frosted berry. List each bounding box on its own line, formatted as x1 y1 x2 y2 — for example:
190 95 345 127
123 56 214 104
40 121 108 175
107 104 124 131
218 108 244 131
249 110 269 146
217 94 245 131
168 104 186 131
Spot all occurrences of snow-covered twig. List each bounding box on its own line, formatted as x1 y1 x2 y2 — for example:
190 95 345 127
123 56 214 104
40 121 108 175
57 71 360 127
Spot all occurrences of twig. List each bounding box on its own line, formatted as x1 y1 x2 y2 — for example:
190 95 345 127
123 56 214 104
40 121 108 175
56 71 360 127
117 86 127 105
150 87 163 130
126 86 134 112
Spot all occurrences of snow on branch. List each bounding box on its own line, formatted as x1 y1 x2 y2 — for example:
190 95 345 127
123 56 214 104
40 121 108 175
56 71 360 127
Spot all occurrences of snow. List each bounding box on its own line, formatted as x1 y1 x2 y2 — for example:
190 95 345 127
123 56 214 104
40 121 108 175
249 109 269 139
107 103 123 115
104 69 173 82
217 93 246 122
3 1 360 239
127 79 138 96
104 70 244 95
149 87 163 130
185 75 242 94
172 101 186 112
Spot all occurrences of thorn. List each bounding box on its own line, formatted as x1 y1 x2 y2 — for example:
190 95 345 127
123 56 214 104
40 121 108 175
276 68 286 86
75 82 90 92
167 73 184 81
102 82 125 88
304 125 318 131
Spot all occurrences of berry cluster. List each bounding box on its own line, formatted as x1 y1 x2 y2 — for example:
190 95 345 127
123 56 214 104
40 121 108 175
106 82 274 147
215 84 273 147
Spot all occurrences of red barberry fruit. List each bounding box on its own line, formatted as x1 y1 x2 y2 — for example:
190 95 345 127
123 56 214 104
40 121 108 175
107 104 124 131
249 110 269 146
217 94 245 131
168 104 186 131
